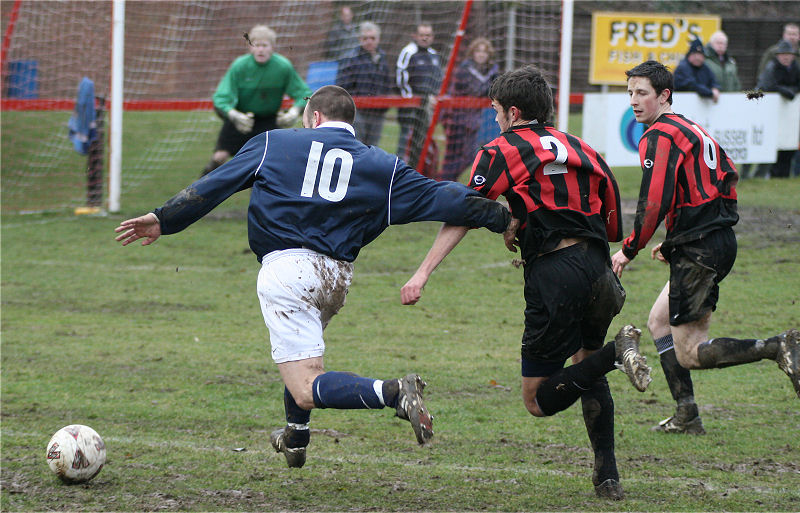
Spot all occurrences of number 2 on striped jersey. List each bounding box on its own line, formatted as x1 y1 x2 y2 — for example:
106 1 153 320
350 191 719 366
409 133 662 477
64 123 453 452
540 135 568 175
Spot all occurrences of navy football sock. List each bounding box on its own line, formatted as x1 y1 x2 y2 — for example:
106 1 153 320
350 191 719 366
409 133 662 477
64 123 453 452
536 342 616 416
312 371 385 409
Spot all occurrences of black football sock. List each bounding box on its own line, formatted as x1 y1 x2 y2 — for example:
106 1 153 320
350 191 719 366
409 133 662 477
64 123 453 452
655 339 696 405
536 342 616 416
382 379 400 408
580 376 618 486
283 387 310 449
283 424 310 449
696 336 780 369
284 386 310 425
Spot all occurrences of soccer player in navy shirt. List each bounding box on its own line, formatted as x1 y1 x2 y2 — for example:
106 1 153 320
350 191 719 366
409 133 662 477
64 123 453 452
116 85 514 468
402 65 651 500
610 61 799 434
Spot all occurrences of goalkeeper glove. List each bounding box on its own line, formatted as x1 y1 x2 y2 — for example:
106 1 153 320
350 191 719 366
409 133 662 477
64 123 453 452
228 109 255 134
276 105 301 128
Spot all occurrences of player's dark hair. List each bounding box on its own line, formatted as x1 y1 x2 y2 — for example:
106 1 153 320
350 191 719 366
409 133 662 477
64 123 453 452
489 65 553 123
308 85 356 124
626 60 674 105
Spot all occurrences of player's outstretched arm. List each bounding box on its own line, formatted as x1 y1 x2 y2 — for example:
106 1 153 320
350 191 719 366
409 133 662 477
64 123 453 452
115 213 162 246
401 224 469 305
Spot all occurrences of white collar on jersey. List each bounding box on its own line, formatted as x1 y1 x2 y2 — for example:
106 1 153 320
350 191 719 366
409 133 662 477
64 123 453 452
316 121 356 137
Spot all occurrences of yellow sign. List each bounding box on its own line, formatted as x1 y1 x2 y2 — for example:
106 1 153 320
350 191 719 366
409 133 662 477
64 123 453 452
590 12 721 85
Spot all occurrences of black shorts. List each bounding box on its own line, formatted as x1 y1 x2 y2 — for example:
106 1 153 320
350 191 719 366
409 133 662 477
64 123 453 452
215 115 277 155
520 241 625 374
664 227 737 326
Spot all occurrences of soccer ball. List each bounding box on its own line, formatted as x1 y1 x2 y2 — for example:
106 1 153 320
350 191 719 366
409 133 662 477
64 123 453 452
46 424 106 483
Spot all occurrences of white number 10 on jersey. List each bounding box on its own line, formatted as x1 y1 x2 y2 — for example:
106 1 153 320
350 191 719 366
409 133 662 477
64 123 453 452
301 141 353 202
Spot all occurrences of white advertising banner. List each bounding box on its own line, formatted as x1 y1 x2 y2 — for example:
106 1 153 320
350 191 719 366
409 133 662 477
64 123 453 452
582 92 800 168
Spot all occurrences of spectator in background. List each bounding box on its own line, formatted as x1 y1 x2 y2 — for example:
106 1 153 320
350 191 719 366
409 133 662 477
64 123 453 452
757 39 800 178
438 37 499 182
396 23 443 169
674 38 720 102
336 22 393 147
757 23 800 77
704 31 741 92
325 6 359 62
749 23 799 179
202 25 311 177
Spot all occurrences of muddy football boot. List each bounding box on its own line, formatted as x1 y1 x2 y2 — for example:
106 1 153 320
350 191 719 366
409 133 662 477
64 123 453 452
395 374 434 445
651 402 706 434
614 325 651 392
270 427 306 468
594 479 624 500
776 329 800 399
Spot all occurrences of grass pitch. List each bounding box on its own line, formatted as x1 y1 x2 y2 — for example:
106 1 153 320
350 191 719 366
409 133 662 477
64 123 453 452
1 113 799 511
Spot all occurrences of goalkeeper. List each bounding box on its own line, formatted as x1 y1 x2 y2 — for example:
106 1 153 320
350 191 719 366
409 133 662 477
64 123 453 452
202 24 311 177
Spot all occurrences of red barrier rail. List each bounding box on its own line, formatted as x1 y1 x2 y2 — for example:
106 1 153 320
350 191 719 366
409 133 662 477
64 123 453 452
1 94 584 111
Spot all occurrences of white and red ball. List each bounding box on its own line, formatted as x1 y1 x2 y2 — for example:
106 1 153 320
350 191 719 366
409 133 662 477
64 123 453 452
46 424 106 483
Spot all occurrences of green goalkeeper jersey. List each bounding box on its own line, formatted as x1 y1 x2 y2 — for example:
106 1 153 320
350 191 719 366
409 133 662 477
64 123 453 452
213 53 311 117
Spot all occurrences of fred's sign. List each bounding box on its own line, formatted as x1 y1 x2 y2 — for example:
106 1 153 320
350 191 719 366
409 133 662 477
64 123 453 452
590 12 720 85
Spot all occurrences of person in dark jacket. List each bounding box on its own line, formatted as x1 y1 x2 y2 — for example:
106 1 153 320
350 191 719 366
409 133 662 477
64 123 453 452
757 23 799 78
674 38 720 102
336 22 393 146
324 6 359 62
438 37 499 182
757 39 800 178
396 23 442 169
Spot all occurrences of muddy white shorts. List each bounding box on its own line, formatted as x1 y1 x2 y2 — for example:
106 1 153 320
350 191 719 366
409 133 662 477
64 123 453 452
257 248 354 363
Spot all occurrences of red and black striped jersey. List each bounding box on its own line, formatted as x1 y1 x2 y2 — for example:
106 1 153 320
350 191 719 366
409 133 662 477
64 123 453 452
621 113 738 260
468 122 622 262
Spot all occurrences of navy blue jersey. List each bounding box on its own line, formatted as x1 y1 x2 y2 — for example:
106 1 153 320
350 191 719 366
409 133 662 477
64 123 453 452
154 122 510 262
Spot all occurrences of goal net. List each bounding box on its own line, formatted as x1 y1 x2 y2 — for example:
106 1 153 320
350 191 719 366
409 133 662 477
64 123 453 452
1 0 563 214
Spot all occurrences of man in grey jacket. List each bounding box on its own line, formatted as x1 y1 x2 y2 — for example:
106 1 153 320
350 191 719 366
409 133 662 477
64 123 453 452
704 31 741 92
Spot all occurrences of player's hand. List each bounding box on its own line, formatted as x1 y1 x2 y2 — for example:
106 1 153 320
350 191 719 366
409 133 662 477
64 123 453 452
276 105 301 128
228 109 254 133
650 242 667 263
115 212 162 246
401 273 428 305
611 249 630 278
503 217 521 253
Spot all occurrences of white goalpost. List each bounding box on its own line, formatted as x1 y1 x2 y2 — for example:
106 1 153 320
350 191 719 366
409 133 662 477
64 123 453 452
557 0 574 133
109 0 125 213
